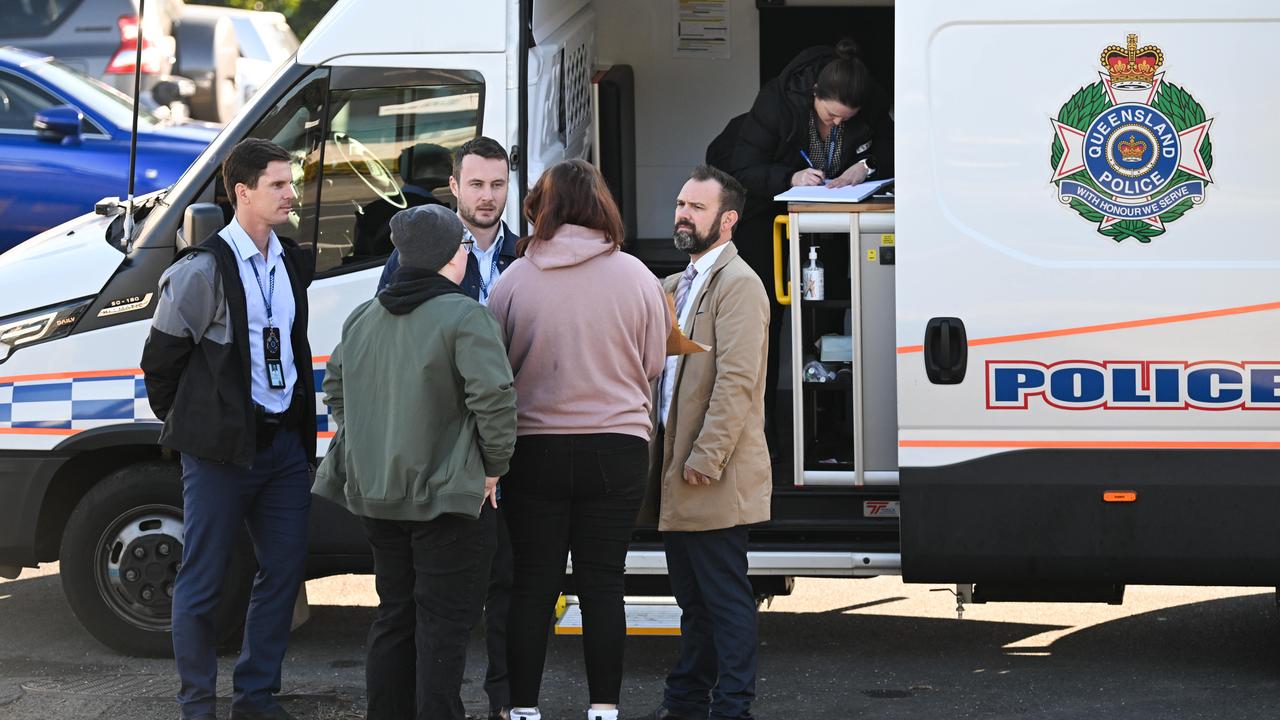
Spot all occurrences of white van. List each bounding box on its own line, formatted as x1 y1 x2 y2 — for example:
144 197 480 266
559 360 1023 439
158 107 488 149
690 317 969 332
0 0 1271 655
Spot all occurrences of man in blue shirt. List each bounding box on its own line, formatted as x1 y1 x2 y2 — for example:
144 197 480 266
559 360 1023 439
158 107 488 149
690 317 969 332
379 137 517 306
378 136 517 720
142 138 314 720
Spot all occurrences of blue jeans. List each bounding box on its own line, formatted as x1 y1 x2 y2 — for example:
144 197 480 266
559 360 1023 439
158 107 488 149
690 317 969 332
172 428 311 719
663 526 757 720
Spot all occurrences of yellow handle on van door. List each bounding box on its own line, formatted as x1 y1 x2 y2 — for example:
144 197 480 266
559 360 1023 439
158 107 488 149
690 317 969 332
773 215 791 305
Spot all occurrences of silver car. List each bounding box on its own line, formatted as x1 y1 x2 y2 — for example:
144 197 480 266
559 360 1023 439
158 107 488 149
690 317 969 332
0 0 183 100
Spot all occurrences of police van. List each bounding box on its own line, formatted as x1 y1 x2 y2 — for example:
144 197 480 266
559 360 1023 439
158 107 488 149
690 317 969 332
0 0 1273 655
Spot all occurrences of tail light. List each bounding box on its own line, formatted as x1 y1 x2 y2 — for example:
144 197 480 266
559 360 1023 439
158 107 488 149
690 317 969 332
106 15 163 75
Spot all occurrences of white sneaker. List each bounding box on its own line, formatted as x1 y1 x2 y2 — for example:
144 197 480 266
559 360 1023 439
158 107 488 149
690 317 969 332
586 710 619 720
510 708 541 720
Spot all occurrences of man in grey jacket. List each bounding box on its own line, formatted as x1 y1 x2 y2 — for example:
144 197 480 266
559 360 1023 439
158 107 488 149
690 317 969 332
315 204 517 720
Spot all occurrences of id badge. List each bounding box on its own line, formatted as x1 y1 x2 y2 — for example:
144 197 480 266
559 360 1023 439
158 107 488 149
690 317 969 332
263 326 286 390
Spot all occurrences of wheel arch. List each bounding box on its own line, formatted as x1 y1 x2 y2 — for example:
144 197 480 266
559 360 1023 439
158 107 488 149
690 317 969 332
34 425 167 562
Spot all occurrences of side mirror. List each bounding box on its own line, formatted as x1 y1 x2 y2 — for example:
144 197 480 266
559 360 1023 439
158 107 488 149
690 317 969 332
182 202 224 250
33 105 83 146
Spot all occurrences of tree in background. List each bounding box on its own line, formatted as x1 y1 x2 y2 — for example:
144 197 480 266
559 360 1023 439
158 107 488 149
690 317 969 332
196 0 337 39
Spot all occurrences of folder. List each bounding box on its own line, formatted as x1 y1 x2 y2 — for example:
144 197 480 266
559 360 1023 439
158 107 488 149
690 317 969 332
666 292 709 356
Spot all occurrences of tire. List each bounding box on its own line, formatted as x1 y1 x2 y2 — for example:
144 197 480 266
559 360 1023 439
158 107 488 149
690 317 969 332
59 461 254 657
173 12 240 123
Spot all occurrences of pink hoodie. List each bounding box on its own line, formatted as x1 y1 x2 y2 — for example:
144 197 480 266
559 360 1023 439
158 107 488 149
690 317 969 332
487 224 670 440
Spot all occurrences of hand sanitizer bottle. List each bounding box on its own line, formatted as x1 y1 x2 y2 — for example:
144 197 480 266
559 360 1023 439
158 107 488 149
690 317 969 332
802 245 824 300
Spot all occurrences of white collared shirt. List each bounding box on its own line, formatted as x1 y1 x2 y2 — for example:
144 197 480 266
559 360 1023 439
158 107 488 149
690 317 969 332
467 223 505 306
220 217 297 413
660 242 729 427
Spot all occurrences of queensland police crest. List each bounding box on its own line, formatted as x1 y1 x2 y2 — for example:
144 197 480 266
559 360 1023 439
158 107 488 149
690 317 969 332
1050 35 1213 243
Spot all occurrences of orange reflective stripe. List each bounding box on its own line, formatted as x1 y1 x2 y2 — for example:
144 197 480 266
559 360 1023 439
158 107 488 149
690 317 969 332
896 299 1280 355
0 367 141 384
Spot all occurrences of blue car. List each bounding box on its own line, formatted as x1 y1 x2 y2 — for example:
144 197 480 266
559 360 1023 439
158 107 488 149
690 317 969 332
0 46 219 252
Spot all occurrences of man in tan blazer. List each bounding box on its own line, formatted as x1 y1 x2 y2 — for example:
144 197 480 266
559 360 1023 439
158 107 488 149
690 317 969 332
635 165 771 720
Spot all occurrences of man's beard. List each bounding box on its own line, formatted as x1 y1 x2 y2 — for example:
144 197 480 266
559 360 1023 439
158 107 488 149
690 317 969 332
673 212 722 254
459 201 502 230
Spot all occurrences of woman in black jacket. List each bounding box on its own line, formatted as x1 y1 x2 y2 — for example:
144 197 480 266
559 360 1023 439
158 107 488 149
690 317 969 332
709 38 893 456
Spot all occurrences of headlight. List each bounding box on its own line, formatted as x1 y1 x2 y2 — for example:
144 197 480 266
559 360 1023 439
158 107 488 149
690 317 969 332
0 297 95 362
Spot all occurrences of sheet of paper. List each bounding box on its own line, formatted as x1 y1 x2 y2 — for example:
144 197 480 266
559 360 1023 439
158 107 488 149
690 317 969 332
673 0 730 59
773 177 894 203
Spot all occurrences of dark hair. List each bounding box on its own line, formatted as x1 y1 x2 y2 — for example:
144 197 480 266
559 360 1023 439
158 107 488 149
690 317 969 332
222 138 291 206
452 136 509 178
520 159 626 254
814 38 872 110
690 164 746 218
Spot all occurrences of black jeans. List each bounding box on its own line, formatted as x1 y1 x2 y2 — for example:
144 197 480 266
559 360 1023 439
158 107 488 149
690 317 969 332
502 433 648 707
361 505 497 720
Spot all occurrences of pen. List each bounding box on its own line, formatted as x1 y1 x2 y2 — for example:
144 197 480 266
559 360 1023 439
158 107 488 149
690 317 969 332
799 149 827 185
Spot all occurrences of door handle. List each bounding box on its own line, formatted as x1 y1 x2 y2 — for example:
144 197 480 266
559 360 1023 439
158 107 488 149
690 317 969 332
924 317 967 384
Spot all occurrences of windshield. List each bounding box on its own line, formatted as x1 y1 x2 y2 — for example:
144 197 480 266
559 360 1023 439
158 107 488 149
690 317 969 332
23 57 158 130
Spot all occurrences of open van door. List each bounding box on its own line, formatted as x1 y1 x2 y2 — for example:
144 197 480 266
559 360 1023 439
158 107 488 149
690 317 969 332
896 0 1280 595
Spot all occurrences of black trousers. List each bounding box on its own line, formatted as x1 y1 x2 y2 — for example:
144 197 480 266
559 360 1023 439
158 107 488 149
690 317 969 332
662 527 758 720
361 505 497 720
483 505 514 712
502 433 648 706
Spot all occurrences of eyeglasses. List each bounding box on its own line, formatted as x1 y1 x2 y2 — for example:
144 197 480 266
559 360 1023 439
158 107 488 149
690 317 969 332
460 239 475 249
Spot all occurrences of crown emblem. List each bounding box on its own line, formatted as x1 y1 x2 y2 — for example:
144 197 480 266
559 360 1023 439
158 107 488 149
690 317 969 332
1117 135 1147 163
1100 34 1163 90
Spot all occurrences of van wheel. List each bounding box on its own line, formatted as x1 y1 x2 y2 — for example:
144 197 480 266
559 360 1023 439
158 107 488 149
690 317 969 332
59 461 253 657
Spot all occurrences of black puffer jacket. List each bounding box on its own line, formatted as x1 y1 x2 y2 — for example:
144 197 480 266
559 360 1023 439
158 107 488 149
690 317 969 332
719 45 894 221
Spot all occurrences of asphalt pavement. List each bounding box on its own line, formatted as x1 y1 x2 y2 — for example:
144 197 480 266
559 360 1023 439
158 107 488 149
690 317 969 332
2 564 1279 719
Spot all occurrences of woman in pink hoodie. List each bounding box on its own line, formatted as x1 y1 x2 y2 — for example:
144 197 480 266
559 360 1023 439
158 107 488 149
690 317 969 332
488 159 670 720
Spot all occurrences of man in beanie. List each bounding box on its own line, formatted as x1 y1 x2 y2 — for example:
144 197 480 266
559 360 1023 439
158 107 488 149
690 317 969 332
314 203 518 720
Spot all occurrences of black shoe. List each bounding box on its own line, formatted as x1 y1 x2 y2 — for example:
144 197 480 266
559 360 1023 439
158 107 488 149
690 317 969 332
466 712 508 720
629 707 701 720
229 706 295 720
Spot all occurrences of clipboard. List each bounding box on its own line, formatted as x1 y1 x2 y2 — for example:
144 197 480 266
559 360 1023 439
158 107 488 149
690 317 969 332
666 292 709 356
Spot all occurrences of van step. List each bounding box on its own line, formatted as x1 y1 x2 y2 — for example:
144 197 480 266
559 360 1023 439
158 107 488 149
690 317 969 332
554 595 681 636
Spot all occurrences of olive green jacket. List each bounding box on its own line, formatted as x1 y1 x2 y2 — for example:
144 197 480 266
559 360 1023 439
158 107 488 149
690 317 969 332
314 293 517 522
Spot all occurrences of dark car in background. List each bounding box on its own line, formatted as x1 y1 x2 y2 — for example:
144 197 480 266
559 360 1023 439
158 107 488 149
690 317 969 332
0 45 218 252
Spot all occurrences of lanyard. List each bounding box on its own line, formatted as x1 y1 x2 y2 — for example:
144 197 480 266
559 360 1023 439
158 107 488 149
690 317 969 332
825 123 840 176
475 234 503 303
249 257 276 328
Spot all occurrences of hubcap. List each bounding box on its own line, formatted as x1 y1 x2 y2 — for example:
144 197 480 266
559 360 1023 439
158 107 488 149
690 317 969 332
95 507 184 631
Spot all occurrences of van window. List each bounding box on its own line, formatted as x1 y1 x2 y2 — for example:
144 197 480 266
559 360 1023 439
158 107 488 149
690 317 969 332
214 70 329 253
314 82 482 274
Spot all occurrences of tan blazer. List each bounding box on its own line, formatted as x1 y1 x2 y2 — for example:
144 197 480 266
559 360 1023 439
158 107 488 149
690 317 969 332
645 241 772 532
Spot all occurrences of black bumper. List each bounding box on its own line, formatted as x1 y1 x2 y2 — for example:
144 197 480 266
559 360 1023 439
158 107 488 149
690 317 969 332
902 449 1280 586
